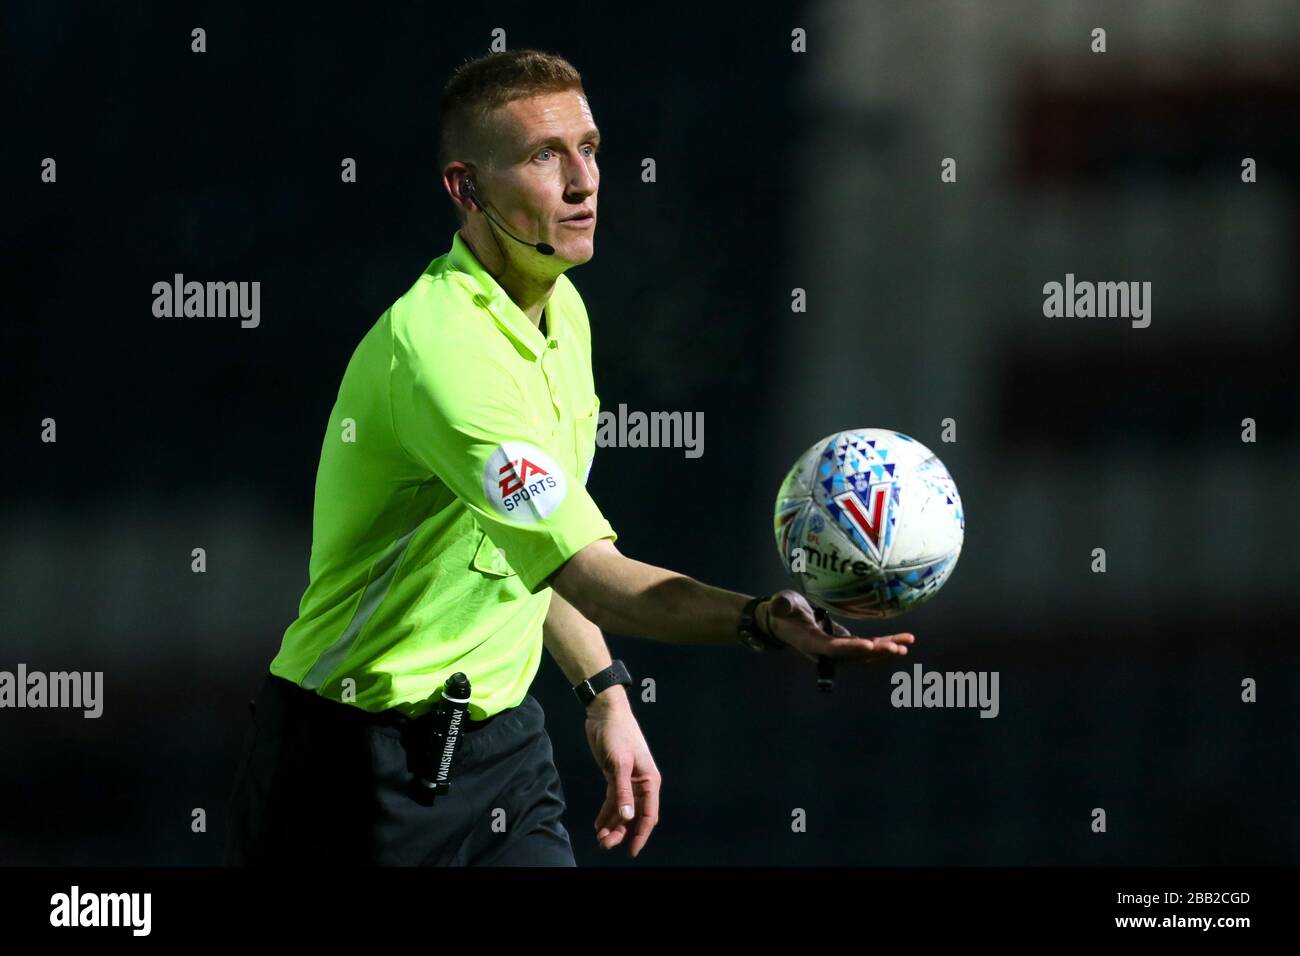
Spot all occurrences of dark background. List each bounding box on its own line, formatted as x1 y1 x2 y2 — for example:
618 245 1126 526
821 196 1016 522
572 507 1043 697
2 1 1297 865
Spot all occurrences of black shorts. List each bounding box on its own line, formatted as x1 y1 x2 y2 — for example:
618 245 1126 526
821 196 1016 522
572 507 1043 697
224 673 576 866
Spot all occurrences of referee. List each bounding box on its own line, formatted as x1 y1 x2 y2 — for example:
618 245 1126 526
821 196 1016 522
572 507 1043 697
224 49 916 867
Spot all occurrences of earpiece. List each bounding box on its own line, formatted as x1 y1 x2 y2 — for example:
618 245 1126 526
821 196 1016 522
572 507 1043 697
460 174 554 256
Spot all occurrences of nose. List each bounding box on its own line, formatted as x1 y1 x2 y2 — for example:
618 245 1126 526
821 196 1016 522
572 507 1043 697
567 156 597 199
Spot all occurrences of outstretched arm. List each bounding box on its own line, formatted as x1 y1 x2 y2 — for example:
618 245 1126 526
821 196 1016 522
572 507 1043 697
548 538 914 662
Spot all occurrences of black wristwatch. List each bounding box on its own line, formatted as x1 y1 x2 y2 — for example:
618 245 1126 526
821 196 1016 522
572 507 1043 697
738 595 785 652
573 659 633 707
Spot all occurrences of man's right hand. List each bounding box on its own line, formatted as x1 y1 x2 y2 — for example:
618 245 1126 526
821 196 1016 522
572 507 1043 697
761 590 915 664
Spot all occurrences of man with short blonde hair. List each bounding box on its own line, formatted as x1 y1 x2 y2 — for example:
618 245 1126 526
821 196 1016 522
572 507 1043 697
225 49 914 868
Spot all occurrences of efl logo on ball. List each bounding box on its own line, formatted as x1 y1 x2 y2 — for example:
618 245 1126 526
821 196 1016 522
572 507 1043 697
484 442 567 522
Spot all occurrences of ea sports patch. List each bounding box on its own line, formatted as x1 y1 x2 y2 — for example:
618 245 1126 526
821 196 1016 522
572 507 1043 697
484 442 567 522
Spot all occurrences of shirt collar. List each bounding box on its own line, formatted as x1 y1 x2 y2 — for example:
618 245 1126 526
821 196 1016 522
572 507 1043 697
447 230 551 360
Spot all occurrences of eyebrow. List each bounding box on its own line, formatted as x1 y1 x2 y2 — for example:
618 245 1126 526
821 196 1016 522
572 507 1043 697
521 128 601 154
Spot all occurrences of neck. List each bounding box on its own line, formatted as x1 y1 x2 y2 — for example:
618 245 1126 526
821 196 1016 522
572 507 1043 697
461 227 555 328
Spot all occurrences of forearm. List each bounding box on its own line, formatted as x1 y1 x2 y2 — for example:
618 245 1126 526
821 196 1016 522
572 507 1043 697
543 590 631 712
552 541 752 647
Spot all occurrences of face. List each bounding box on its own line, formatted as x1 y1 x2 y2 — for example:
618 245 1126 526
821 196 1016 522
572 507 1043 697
471 90 600 267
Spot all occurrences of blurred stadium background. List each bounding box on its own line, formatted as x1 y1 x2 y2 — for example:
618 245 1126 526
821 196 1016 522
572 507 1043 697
2 1 1297 864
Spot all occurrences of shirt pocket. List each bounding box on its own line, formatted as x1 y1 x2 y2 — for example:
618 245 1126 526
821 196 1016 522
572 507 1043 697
471 529 517 578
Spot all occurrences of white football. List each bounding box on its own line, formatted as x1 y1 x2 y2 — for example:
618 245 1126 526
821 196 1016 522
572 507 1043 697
773 429 964 619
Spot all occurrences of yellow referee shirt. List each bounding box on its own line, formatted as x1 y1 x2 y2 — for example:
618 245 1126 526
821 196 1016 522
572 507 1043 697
269 231 616 718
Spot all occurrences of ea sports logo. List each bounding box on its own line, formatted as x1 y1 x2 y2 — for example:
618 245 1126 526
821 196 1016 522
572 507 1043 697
484 442 567 523
497 456 550 497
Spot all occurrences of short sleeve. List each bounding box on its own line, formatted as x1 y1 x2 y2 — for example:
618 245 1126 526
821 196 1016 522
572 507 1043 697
389 303 615 593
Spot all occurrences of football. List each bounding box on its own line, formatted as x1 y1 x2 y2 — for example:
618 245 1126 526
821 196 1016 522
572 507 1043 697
773 429 964 619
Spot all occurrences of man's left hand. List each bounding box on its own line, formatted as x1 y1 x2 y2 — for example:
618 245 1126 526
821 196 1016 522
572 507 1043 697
584 688 660 858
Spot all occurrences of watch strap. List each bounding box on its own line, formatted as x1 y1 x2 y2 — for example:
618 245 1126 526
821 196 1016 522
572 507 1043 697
573 659 633 706
738 595 785 652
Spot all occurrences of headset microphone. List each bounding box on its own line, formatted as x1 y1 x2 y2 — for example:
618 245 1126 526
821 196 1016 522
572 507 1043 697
464 177 555 256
